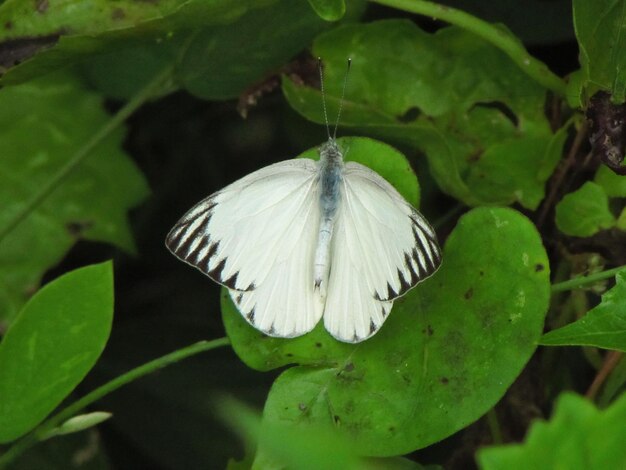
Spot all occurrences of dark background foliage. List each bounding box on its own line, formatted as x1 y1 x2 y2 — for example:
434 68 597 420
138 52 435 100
1 0 625 469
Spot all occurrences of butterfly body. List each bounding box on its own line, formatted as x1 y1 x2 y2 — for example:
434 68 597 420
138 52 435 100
314 138 344 298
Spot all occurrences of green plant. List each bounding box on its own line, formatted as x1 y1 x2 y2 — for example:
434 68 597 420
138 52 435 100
0 0 625 468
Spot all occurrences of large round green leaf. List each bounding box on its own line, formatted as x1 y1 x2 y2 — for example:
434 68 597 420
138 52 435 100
224 204 550 455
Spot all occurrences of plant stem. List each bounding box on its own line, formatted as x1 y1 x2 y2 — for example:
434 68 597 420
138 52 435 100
485 408 503 445
0 337 230 468
0 64 174 245
551 266 626 292
586 351 623 401
371 0 566 94
536 118 585 229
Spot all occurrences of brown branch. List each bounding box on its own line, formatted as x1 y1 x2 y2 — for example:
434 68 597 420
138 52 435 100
536 120 589 229
585 350 623 401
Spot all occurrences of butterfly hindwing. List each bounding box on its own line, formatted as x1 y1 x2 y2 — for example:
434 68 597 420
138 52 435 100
166 159 325 338
323 161 442 342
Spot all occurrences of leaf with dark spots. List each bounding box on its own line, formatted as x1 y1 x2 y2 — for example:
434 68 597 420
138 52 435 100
65 220 94 237
587 91 626 175
225 207 550 455
35 0 49 14
0 34 58 72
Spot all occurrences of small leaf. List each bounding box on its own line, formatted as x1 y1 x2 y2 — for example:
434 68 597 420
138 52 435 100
595 165 626 197
41 412 112 440
0 262 114 443
225 206 550 455
307 0 346 21
540 270 626 351
477 393 626 469
555 181 616 237
573 0 626 102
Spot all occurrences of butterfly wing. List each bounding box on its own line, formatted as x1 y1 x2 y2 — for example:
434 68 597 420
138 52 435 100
323 161 442 342
166 159 325 338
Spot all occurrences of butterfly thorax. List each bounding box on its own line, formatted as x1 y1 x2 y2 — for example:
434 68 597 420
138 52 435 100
314 139 344 297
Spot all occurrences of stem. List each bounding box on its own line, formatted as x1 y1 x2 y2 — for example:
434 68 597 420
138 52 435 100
536 118 586 229
586 351 623 401
371 0 566 94
485 408 503 445
0 338 230 468
551 266 626 292
432 202 465 229
0 65 174 244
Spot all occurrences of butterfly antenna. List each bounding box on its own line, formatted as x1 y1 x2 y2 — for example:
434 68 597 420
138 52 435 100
333 58 351 139
318 57 331 140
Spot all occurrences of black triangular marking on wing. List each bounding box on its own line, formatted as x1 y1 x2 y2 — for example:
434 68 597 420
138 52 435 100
396 267 411 295
222 271 239 289
187 238 209 266
373 213 442 302
386 281 397 299
369 319 377 335
207 258 227 281
246 308 255 323
381 304 388 318
404 252 419 284
166 203 214 261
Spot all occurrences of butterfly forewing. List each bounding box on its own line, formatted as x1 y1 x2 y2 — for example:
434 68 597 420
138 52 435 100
166 159 325 338
323 161 442 342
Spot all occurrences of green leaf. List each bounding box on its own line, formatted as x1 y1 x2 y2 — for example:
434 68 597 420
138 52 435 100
540 270 626 351
477 393 626 469
555 181 616 237
574 0 626 102
1 0 365 99
0 262 114 443
219 397 436 470
307 0 346 21
224 206 550 455
0 73 148 323
178 0 356 100
0 0 261 83
282 20 560 209
218 397 363 470
595 165 626 197
80 0 365 100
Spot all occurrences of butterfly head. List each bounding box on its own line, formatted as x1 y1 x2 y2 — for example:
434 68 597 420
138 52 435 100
319 137 344 164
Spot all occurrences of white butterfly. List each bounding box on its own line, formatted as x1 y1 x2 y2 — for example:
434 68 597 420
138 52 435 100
166 62 441 343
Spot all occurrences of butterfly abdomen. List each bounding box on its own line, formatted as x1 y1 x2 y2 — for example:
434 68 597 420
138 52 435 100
314 140 344 297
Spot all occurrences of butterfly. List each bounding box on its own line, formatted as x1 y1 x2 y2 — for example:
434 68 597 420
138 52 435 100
166 60 442 343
